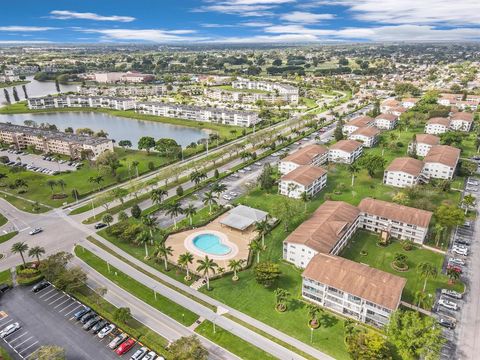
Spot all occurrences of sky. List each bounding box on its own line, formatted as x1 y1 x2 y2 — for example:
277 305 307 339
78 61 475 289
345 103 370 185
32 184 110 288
1 0 480 44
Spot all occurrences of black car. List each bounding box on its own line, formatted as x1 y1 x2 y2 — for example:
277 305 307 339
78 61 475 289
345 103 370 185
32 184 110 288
73 307 91 321
83 316 101 331
94 223 107 230
32 281 50 293
0 284 11 294
92 320 108 334
455 238 470 246
439 318 456 329
80 312 96 324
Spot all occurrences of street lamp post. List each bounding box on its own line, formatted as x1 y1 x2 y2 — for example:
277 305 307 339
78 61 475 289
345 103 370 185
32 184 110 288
310 327 313 343
91 198 96 219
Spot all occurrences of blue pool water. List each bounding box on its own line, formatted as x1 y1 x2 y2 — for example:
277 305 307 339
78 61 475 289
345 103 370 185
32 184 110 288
193 233 231 255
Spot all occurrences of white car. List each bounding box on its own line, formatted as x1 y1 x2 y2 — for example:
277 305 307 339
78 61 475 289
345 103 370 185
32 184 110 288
143 351 157 360
130 346 148 360
0 323 20 338
438 298 458 311
98 323 116 339
29 228 43 235
254 162 262 166
238 169 245 173
452 248 468 256
441 289 463 299
222 195 232 201
229 192 238 197
244 167 252 171
448 258 465 266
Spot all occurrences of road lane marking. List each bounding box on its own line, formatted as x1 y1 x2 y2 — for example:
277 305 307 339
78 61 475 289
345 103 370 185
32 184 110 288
0 319 13 327
8 331 28 343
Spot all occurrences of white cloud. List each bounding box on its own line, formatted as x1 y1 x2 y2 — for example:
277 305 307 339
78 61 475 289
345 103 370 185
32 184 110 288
241 21 273 27
195 0 295 17
0 40 53 44
201 23 237 28
280 11 334 24
80 28 208 43
0 26 57 32
50 10 135 22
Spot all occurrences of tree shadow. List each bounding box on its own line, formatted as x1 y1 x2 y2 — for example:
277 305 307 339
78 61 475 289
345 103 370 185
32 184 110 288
319 312 338 328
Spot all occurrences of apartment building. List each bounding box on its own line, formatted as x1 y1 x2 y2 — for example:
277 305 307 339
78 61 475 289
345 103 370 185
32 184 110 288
375 113 398 130
450 112 474 132
205 87 298 104
380 99 400 113
278 144 328 175
438 93 480 110
401 98 419 109
279 165 327 199
423 145 460 180
0 123 113 160
387 106 407 117
408 134 440 157
425 117 451 134
283 201 360 268
358 198 432 244
348 126 380 148
77 85 167 97
231 78 299 103
136 102 260 127
342 116 374 135
93 71 154 84
28 96 136 111
0 74 20 82
328 140 363 164
383 157 425 188
302 253 406 327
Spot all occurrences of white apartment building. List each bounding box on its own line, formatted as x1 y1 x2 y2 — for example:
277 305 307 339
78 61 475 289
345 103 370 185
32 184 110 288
387 106 407 117
28 96 136 111
408 134 440 157
383 157 425 188
358 198 432 244
425 117 451 134
450 112 474 132
438 93 480 110
231 77 299 103
0 74 20 82
283 201 360 268
328 140 363 164
375 113 398 130
279 165 327 199
342 116 374 135
205 87 298 104
401 98 419 109
348 127 380 148
93 71 154 84
302 254 406 327
423 145 460 180
278 144 328 175
136 102 259 127
380 99 400 113
77 85 167 97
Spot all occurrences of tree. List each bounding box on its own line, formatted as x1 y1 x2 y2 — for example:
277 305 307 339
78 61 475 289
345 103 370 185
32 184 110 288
113 307 132 324
12 87 19 102
359 154 386 178
178 252 194 280
346 329 392 360
163 202 183 228
273 288 290 311
94 286 108 305
96 151 121 176
138 136 155 154
258 163 274 190
196 256 218 290
141 215 159 239
169 335 208 360
118 211 129 222
55 79 61 92
203 190 218 214
131 160 139 178
39 252 73 282
112 188 128 206
22 84 28 99
54 266 87 292
102 213 113 227
3 89 11 104
155 138 181 158
460 160 478 176
417 262 438 292
57 179 66 193
28 246 45 263
151 188 168 207
11 242 29 266
392 192 409 205
386 310 445 360
307 304 323 328
46 179 57 194
153 242 173 270
414 290 433 310
249 239 265 263
228 259 245 281
462 194 476 214
135 230 152 258
434 204 465 235
211 182 227 197
88 175 104 191
255 220 271 247
131 204 142 219
190 171 207 187
348 163 360 187
440 131 465 147
37 345 65 360
446 266 461 284
176 185 184 197
254 261 281 287
334 119 344 141
118 140 132 149
184 204 197 226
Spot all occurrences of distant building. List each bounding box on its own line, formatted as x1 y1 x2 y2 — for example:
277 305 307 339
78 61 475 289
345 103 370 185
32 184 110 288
278 144 328 175
425 117 451 134
450 112 474 132
342 116 374 135
28 96 136 111
279 165 327 199
77 85 167 97
93 71 154 84
380 99 400 112
348 126 380 148
375 113 398 130
328 140 363 164
401 98 419 109
231 78 299 103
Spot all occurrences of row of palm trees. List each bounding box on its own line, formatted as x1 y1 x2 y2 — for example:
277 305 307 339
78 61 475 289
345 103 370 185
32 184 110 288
11 242 45 267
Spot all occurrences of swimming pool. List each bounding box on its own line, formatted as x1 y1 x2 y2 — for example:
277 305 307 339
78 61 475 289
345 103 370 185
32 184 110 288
192 233 232 256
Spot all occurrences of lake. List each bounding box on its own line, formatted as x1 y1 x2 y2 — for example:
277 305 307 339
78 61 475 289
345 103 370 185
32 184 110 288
0 112 209 149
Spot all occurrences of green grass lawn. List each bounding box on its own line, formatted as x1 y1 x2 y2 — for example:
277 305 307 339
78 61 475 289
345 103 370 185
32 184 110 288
0 269 12 285
215 85 269 94
195 320 277 360
74 246 198 326
0 346 12 360
0 212 7 226
341 231 464 303
0 192 50 213
0 80 29 89
0 231 18 244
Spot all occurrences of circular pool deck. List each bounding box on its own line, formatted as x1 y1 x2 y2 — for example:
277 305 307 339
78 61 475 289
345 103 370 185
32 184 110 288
184 229 239 260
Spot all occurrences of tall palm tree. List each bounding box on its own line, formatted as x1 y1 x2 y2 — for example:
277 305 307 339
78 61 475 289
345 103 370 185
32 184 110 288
212 182 227 197
462 194 476 214
178 252 194 280
255 220 271 247
153 242 173 270
46 179 57 194
135 230 152 257
228 259 245 281
11 242 29 267
132 160 139 177
249 239 265 263
417 262 438 292
163 202 183 229
196 256 218 290
203 191 218 214
151 188 168 207
433 224 445 247
28 246 45 263
141 215 159 241
348 163 360 187
57 179 66 193
300 191 310 212
88 176 104 191
183 204 197 226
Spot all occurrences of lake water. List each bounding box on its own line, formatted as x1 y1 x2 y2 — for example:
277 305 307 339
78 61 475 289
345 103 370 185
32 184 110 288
0 76 78 104
0 112 209 148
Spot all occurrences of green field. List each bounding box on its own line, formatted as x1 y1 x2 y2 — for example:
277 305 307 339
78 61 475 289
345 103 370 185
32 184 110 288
0 269 12 285
0 231 18 244
0 213 7 226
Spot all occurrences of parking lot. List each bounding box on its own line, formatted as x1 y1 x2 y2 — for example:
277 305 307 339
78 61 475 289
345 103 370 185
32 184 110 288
0 149 78 174
0 284 142 359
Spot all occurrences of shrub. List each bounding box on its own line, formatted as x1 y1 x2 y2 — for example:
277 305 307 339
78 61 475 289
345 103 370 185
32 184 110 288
17 268 41 278
17 274 44 286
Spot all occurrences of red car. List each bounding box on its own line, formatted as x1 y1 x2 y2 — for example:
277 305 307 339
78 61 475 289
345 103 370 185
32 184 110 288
115 338 136 355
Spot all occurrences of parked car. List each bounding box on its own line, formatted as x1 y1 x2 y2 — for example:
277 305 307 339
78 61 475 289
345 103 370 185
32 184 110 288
244 166 252 171
448 258 466 266
74 307 91 321
438 318 456 329
98 324 116 339
0 283 11 294
452 248 468 256
441 289 463 299
108 333 128 349
29 228 43 235
82 316 101 330
438 298 458 311
130 347 148 360
115 338 136 355
229 192 238 197
32 281 50 293
80 312 96 324
222 195 232 201
0 323 20 338
94 223 107 230
254 162 262 166
92 320 108 334
143 351 157 360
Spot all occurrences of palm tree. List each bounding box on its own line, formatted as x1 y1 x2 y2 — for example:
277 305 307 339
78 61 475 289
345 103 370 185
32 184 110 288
212 182 227 197
300 191 310 212
462 194 476 214
196 256 218 290
163 202 183 229
153 242 173 270
88 176 104 191
184 204 197 226
57 179 66 193
255 220 271 247
141 215 159 241
249 239 265 263
135 230 151 258
178 252 194 280
273 288 290 311
46 179 57 194
307 304 321 326
151 188 168 207
132 160 139 178
228 259 245 281
11 242 29 267
348 163 360 187
28 246 45 263
203 191 218 214
417 262 438 292
433 224 445 247
446 267 461 284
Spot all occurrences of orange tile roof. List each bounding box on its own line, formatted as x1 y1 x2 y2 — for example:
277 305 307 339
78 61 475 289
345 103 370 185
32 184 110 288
330 139 363 153
281 165 327 186
386 157 424 176
424 145 460 167
415 134 440 146
282 144 328 166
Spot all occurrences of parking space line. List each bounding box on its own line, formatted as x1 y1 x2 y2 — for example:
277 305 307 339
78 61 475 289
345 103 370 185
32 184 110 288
0 319 13 327
14 336 33 348
60 302 79 314
48 295 67 306
38 288 55 299
8 331 28 343
44 292 62 302
19 341 38 354
4 329 22 339
24 348 40 360
53 298 71 309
